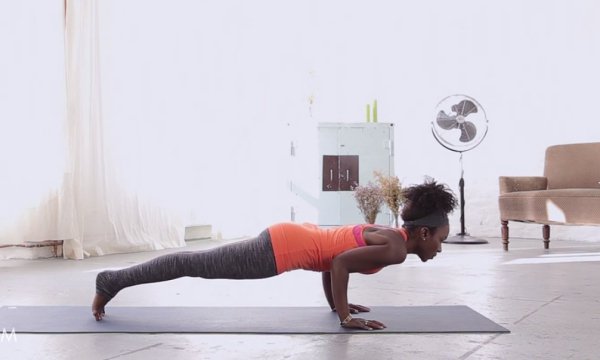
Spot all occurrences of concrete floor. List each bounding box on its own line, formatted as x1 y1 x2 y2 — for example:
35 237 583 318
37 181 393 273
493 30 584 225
1 236 599 360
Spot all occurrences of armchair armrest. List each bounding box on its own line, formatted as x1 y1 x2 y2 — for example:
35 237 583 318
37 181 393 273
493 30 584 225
499 176 548 194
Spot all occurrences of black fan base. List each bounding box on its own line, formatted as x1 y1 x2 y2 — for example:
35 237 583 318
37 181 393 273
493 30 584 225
443 234 489 244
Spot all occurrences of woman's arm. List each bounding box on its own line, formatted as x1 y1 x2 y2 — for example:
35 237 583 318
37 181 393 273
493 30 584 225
321 271 371 314
330 240 406 329
322 272 335 310
323 271 372 313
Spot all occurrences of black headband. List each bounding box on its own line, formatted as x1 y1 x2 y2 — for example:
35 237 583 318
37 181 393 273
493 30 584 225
402 211 449 227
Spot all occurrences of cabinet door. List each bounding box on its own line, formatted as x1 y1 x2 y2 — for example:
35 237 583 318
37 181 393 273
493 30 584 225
322 155 340 191
321 155 359 191
339 155 359 191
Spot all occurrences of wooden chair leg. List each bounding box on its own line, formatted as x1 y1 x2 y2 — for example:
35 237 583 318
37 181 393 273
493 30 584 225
543 225 550 249
501 220 509 251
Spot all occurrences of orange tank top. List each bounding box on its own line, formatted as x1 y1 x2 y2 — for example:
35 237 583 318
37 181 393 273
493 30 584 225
268 223 407 274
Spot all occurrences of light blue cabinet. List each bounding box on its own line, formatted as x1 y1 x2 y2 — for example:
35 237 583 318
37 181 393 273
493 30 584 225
317 123 395 226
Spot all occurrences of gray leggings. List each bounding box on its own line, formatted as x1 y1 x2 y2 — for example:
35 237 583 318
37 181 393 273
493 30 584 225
96 230 278 300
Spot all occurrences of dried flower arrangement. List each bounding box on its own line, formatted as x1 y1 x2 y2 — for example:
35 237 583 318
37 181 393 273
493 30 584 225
353 182 384 224
374 171 405 227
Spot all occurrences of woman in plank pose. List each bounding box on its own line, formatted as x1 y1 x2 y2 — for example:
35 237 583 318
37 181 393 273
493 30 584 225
93 179 456 330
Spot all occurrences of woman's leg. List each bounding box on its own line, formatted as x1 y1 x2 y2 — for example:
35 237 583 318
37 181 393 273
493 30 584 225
93 230 277 319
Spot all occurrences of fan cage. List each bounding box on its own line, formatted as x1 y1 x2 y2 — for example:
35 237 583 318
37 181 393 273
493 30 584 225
431 94 489 153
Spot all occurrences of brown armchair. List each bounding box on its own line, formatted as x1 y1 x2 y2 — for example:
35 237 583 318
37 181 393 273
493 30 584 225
498 142 600 251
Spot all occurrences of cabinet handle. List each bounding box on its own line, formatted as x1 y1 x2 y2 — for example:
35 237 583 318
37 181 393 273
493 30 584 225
330 169 333 181
346 169 350 180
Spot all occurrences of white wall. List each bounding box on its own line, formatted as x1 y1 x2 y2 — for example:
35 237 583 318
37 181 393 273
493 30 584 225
3 0 599 243
0 0 66 237
162 0 599 241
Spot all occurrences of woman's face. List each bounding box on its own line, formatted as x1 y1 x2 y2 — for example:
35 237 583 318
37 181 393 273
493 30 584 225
417 224 450 262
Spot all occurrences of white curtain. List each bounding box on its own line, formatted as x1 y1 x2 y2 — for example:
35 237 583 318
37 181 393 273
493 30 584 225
61 0 184 258
1 0 185 259
1 0 308 259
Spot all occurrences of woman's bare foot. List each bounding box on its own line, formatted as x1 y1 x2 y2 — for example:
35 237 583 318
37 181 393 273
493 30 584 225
92 292 109 321
93 270 116 321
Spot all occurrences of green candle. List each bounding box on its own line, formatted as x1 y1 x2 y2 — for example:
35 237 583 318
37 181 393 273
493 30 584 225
373 100 378 123
366 104 371 122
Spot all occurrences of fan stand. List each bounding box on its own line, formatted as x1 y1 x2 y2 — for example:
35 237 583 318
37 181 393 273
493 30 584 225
443 153 488 244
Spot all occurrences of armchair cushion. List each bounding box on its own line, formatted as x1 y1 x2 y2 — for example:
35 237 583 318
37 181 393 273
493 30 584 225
499 188 600 225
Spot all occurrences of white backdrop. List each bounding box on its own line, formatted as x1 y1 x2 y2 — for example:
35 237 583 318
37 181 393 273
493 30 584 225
1 0 599 258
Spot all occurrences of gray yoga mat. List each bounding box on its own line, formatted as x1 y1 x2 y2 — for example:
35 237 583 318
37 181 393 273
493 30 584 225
0 305 509 334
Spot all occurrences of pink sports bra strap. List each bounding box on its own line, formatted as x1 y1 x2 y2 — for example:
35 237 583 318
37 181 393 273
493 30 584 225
352 224 370 247
353 224 407 247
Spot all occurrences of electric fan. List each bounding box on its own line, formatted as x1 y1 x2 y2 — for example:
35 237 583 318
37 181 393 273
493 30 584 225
432 94 489 244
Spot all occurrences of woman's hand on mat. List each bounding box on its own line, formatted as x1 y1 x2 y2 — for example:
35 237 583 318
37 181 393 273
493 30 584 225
348 303 370 314
333 303 371 314
342 317 386 330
